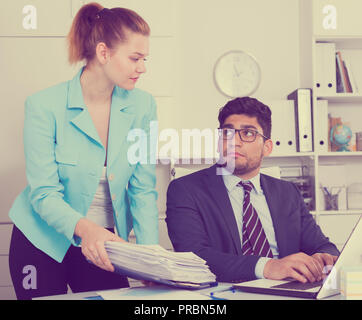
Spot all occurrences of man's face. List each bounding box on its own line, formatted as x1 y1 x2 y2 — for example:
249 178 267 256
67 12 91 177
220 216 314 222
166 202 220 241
218 114 272 178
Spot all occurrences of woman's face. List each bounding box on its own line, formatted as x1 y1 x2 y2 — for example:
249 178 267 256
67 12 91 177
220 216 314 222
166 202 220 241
103 31 149 90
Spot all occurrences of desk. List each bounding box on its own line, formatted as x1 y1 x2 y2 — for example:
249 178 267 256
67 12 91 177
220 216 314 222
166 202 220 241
33 283 342 300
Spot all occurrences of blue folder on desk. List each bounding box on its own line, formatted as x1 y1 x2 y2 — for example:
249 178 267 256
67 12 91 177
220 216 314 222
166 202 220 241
113 264 218 290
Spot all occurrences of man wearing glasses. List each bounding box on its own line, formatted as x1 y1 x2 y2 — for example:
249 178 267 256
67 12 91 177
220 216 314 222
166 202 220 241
166 97 339 283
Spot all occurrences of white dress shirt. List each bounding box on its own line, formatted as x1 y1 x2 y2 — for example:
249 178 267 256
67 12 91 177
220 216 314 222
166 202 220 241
221 168 279 278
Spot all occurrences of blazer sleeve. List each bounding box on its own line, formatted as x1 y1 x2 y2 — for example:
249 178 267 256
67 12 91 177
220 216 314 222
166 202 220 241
295 183 340 256
127 95 159 244
166 178 260 282
24 96 83 244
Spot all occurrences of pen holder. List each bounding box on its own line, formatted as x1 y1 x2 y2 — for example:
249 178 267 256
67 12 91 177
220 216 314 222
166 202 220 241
324 193 339 211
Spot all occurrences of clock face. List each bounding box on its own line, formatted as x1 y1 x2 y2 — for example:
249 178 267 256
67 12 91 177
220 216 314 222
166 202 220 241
214 50 261 97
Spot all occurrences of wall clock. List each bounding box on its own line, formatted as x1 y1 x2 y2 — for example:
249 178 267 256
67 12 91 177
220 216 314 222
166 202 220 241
213 50 261 97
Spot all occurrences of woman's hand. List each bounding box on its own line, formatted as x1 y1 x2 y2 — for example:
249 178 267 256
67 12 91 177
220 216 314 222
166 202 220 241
74 218 126 272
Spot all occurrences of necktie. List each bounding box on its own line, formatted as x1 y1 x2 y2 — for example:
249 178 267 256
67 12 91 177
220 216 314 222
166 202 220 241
238 181 273 258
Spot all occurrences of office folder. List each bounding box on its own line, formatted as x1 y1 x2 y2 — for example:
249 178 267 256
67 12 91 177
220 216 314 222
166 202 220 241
267 100 296 154
336 51 350 93
104 242 217 290
315 43 336 95
287 88 314 152
314 99 328 153
344 59 358 93
113 264 218 290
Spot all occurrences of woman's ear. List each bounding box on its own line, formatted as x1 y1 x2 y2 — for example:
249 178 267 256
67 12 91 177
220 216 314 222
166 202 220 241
95 42 110 64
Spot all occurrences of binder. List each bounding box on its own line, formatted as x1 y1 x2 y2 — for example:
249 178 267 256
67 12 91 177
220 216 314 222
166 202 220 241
287 88 314 152
267 100 296 154
335 54 345 93
336 51 352 93
344 59 358 93
113 264 218 290
314 43 336 95
314 43 324 95
314 99 328 153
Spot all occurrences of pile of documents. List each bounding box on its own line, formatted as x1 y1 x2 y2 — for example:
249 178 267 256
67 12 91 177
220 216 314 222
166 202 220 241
105 241 216 286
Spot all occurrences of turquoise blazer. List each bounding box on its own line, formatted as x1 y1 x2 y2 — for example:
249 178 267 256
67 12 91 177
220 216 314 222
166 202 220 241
9 68 159 262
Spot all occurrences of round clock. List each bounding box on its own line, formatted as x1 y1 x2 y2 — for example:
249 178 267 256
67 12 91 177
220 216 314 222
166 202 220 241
213 50 261 97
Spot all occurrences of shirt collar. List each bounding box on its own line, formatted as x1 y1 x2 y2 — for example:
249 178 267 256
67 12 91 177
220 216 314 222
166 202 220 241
221 167 263 194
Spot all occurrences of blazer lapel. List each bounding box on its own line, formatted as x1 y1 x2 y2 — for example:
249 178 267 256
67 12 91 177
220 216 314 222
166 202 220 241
203 165 242 253
67 68 103 147
106 87 136 168
69 108 102 146
260 174 287 257
66 69 136 162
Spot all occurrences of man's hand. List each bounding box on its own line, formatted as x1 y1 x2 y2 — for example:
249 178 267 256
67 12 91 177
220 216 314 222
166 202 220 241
263 252 324 283
312 253 338 277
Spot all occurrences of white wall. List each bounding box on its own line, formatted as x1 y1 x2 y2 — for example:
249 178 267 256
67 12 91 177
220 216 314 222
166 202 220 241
172 0 301 131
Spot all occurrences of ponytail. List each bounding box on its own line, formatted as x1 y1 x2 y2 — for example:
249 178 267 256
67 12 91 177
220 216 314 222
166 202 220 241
67 2 150 65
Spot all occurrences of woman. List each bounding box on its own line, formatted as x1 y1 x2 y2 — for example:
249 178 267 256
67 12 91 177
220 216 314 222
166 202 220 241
8 2 158 300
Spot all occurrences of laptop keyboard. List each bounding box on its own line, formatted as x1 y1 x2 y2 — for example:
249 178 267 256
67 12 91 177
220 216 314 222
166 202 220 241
271 280 323 290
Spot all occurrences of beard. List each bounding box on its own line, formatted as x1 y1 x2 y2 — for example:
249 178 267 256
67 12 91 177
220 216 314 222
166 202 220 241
233 155 263 175
217 150 264 176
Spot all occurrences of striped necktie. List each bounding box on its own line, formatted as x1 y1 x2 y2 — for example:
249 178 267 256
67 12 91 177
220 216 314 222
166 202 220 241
238 181 273 258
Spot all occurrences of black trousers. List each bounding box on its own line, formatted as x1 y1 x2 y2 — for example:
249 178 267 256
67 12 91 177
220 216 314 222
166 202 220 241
9 225 129 300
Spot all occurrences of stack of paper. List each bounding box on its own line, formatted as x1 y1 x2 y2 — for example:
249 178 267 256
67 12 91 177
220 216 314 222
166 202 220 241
105 242 216 286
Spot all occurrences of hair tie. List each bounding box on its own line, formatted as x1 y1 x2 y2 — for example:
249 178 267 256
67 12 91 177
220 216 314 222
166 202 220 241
95 7 109 19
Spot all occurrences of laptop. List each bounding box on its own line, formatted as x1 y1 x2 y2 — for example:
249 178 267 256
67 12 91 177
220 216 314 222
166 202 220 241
233 215 362 299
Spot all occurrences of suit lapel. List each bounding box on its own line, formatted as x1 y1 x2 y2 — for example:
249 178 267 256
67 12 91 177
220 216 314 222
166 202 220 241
260 174 287 257
203 165 242 253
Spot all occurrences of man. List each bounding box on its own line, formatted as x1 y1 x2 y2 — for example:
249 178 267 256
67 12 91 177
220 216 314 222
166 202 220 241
166 97 339 283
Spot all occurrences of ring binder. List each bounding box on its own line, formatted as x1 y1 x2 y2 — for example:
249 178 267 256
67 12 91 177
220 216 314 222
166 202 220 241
287 88 314 152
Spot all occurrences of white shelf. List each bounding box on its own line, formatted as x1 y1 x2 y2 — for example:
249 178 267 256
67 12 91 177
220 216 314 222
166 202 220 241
312 210 362 216
314 36 362 49
314 35 362 41
317 151 362 157
269 152 314 158
316 94 362 103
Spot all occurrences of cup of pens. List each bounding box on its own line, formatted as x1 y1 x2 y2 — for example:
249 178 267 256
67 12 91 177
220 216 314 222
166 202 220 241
322 186 340 211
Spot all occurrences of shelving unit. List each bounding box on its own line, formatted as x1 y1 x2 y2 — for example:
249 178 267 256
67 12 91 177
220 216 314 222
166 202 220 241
309 0 362 249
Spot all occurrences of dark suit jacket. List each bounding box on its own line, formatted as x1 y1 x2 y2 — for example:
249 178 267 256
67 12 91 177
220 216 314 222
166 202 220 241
166 164 339 282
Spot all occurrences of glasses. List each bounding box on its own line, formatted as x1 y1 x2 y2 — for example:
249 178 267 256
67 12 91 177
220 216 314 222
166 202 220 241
218 127 269 142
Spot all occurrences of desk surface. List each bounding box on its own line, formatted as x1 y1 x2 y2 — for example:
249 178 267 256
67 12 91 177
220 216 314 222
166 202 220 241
34 283 342 300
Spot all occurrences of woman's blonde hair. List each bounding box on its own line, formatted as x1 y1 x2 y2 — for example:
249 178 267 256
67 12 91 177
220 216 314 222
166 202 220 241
67 2 150 64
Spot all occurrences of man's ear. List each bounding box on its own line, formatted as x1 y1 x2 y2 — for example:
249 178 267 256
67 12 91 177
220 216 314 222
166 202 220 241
263 139 273 157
